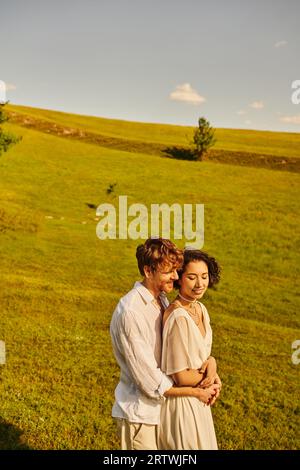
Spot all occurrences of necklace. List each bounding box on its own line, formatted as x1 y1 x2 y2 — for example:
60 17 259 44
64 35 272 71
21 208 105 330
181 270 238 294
176 294 200 325
178 292 197 304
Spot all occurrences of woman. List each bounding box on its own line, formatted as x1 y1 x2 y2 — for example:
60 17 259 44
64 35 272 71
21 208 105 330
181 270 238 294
159 249 221 450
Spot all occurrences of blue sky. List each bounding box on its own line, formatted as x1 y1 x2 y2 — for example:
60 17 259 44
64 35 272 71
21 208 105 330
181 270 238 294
1 0 300 131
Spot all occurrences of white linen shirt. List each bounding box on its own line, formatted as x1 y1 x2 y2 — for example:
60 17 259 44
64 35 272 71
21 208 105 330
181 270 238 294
110 281 174 424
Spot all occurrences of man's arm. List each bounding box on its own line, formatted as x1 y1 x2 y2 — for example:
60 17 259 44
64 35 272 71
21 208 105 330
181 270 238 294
117 311 173 399
164 383 220 405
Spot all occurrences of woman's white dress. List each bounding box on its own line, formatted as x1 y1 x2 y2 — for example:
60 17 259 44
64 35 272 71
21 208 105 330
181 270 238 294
158 302 218 450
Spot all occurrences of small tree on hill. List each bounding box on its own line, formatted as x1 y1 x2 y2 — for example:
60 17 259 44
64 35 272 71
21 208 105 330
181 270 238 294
0 102 21 156
193 117 216 161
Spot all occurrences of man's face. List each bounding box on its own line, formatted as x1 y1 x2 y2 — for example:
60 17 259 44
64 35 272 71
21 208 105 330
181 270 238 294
148 263 179 294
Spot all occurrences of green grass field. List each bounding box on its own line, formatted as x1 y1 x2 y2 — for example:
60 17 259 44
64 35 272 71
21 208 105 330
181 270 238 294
0 110 299 449
8 104 300 158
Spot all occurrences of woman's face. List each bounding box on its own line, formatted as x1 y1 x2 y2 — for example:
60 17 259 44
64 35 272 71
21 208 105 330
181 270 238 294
179 260 209 300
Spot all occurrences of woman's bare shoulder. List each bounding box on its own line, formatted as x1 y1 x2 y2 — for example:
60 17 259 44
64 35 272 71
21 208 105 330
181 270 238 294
163 301 185 328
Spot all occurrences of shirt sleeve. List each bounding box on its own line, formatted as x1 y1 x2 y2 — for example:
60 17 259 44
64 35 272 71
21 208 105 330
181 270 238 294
119 310 173 399
162 315 192 375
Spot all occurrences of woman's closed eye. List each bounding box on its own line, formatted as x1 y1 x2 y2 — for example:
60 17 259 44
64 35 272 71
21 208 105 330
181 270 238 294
187 275 208 280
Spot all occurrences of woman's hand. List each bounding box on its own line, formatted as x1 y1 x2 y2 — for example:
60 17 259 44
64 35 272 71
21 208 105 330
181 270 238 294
207 373 222 406
198 358 222 405
193 383 220 405
199 356 217 388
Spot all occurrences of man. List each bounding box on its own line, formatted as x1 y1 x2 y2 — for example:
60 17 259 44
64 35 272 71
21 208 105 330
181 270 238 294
110 238 216 450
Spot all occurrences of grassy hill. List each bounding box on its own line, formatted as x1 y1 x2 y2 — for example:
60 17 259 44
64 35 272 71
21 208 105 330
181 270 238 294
0 108 299 449
7 104 300 167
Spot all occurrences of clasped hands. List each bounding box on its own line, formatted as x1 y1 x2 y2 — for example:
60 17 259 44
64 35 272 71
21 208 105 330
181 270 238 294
197 356 222 406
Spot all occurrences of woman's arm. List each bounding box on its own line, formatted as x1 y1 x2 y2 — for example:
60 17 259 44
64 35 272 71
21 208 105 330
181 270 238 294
172 369 204 387
171 356 217 387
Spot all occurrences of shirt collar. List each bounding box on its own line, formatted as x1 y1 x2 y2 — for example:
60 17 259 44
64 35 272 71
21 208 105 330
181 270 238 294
134 281 168 306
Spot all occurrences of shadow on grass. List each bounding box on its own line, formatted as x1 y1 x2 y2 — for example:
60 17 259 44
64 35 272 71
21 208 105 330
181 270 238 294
0 418 31 450
163 146 198 161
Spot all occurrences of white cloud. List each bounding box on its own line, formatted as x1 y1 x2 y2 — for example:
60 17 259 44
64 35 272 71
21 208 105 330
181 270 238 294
245 120 252 125
274 40 288 48
237 110 246 115
280 115 300 125
169 83 206 105
250 101 264 109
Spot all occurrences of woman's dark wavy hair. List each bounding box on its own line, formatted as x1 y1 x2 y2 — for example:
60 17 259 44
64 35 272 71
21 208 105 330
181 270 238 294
174 249 221 289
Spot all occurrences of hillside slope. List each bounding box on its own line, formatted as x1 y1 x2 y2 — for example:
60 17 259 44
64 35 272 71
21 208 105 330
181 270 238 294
7 104 300 172
0 114 299 450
